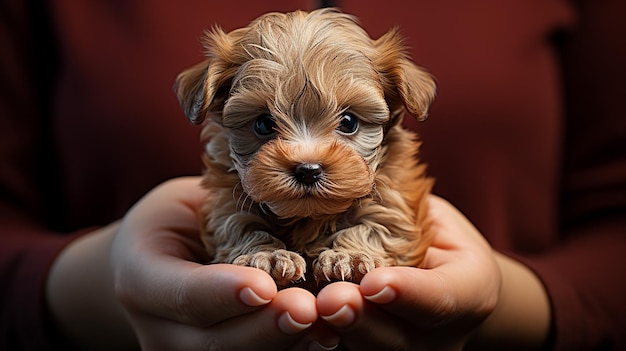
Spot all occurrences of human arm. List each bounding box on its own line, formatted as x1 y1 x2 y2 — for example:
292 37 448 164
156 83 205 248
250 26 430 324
45 177 345 350
316 196 551 350
108 177 337 351
45 223 139 350
315 1 626 349
466 253 551 350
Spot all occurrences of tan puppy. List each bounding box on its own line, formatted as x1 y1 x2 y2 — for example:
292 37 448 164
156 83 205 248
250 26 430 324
175 8 436 288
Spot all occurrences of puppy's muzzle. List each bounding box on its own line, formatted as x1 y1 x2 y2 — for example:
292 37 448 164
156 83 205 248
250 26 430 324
294 162 323 185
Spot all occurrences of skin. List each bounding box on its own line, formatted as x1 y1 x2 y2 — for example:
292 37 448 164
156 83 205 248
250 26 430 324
47 177 550 350
316 196 551 351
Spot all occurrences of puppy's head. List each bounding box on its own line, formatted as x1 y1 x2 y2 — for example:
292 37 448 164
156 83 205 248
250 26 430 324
175 8 435 219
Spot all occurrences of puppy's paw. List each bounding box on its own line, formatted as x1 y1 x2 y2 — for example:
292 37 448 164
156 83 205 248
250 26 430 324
313 250 385 284
233 249 306 287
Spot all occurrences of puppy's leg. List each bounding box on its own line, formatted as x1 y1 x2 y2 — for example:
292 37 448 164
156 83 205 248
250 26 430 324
232 236 306 287
314 245 385 283
210 213 307 287
312 222 389 284
312 205 428 284
200 123 307 287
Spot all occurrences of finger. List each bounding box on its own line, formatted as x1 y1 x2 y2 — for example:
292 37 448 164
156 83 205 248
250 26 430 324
120 176 210 261
360 266 457 326
134 288 318 351
112 177 279 325
426 195 494 254
125 270 314 351
316 281 467 351
354 196 499 324
316 282 410 350
208 287 318 351
120 261 278 326
288 321 340 351
360 266 497 331
317 282 362 329
141 176 208 211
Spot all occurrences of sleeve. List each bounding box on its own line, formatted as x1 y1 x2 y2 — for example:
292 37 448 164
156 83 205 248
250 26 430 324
0 2 88 349
0 218 87 350
515 0 626 349
1 1 308 349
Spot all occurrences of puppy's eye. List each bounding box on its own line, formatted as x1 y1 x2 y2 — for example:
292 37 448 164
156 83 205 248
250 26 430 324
337 112 359 135
254 114 277 137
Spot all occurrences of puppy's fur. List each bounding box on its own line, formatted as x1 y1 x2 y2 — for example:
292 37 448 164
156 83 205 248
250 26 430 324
175 8 436 288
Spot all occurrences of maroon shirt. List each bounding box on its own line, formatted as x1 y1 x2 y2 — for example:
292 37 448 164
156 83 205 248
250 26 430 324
1 1 624 350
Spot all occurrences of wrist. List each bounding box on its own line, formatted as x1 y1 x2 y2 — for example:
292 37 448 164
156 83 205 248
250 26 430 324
46 222 138 350
466 252 551 350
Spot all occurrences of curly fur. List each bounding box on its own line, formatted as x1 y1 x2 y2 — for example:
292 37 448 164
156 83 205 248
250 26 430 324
175 8 436 288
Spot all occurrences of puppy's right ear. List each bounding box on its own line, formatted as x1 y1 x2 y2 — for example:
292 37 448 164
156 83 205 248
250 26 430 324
174 27 243 125
174 60 211 125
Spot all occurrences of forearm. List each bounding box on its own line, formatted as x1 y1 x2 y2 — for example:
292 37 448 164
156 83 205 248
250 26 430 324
466 252 552 350
46 222 139 350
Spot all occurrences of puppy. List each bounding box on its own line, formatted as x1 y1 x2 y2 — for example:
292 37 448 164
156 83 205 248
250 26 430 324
175 8 436 288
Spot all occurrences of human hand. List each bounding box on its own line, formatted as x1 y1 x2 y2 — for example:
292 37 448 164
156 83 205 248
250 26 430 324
110 177 338 350
316 195 501 350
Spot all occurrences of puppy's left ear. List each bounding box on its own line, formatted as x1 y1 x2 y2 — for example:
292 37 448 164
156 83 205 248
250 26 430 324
374 28 436 122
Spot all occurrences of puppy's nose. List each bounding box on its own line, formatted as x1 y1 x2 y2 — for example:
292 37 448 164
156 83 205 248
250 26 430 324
294 163 323 185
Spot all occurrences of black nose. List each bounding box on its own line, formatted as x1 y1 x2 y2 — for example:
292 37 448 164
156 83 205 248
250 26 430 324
294 163 323 185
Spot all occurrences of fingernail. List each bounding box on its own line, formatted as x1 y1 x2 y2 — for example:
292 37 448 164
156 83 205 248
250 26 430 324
308 341 339 351
239 287 271 307
364 285 397 304
278 311 313 335
320 304 355 328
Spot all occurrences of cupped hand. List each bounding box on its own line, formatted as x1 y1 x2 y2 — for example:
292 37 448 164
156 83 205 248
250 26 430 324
110 177 336 350
316 195 501 350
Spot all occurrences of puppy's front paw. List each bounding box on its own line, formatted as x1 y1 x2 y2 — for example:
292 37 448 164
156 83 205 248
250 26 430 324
313 250 385 284
233 249 306 287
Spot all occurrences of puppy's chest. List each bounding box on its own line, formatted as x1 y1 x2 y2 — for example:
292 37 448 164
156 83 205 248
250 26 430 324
270 214 352 251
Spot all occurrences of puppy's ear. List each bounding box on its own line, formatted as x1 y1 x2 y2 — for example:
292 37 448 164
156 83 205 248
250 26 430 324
174 27 243 125
374 28 436 122
174 60 211 124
